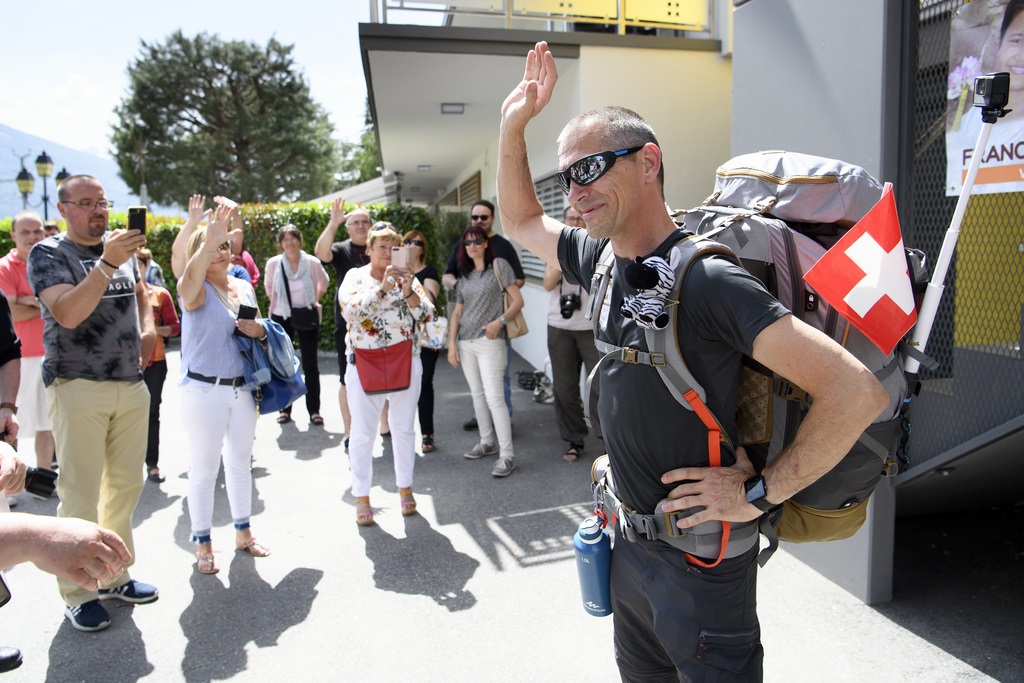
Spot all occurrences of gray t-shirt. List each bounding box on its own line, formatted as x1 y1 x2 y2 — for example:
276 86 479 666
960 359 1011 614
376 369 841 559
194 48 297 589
454 257 516 342
558 227 788 514
27 234 143 386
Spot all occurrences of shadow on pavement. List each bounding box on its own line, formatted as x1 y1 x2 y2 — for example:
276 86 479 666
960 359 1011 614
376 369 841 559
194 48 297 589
179 554 322 683
47 606 154 681
360 514 480 612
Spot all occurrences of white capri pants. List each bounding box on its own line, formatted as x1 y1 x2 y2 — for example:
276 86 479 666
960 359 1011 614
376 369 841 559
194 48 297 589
180 381 259 540
345 355 423 498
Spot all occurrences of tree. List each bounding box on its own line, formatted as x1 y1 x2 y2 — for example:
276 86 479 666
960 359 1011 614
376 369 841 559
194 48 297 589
112 31 339 205
333 99 381 190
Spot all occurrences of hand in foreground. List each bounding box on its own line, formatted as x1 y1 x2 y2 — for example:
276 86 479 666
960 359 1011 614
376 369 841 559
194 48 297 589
0 445 26 495
447 344 460 369
500 41 558 131
659 446 762 529
22 515 131 591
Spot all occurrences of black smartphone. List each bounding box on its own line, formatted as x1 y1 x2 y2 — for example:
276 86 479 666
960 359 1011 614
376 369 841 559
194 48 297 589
127 206 146 235
237 304 257 320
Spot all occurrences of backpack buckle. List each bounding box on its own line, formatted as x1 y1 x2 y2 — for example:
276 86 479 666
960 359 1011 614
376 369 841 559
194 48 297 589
662 510 688 539
622 348 640 364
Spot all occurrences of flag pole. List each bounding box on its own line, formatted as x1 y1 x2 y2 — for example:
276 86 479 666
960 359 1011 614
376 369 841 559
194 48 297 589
904 83 1007 376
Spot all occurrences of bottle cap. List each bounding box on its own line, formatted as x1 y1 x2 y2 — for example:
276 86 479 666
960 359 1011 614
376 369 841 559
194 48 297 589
578 516 604 542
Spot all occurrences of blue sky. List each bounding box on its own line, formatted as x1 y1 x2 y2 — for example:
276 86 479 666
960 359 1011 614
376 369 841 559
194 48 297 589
1 0 435 161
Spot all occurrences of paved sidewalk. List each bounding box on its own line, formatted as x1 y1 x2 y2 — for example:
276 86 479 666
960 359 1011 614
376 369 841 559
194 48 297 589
0 349 1006 681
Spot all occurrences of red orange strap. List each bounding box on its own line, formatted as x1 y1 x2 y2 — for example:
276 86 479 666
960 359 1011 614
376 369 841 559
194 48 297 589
682 389 731 569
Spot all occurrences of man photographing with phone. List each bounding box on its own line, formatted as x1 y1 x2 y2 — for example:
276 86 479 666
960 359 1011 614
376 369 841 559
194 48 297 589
27 175 159 633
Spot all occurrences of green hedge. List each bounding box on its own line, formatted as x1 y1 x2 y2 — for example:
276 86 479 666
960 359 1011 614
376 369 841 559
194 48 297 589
3 203 468 351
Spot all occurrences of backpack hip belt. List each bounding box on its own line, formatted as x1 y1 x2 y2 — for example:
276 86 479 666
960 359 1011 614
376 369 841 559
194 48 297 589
590 455 761 560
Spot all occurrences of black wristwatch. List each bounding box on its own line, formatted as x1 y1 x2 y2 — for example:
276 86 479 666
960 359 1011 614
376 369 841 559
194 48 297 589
744 475 776 512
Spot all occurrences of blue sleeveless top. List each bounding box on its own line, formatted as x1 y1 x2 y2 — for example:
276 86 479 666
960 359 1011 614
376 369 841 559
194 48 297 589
180 279 257 382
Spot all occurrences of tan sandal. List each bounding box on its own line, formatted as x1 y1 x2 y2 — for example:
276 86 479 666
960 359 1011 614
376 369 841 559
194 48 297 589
196 546 219 575
399 488 417 516
236 537 271 557
356 496 375 526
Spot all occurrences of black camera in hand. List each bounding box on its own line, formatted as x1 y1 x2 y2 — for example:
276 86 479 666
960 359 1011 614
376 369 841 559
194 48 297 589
560 292 581 319
24 466 57 499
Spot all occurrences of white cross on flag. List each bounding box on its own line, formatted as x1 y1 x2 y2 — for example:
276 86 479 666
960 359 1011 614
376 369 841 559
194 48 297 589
803 183 916 355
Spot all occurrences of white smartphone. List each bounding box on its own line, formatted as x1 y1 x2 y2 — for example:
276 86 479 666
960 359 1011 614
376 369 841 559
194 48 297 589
391 245 412 270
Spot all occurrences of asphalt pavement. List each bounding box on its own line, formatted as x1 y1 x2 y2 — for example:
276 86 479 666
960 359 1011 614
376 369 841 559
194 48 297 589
0 347 1014 682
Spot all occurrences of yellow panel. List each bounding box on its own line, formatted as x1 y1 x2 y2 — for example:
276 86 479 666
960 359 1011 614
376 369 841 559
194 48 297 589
623 0 707 26
953 193 1024 348
515 0 618 20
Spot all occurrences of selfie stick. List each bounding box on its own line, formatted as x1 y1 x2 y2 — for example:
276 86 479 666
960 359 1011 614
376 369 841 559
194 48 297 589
904 98 1007 376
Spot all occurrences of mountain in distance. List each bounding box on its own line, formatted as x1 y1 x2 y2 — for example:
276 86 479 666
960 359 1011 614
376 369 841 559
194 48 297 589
0 123 180 221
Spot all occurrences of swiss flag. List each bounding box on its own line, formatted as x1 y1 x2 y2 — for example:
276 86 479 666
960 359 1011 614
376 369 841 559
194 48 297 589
803 183 916 355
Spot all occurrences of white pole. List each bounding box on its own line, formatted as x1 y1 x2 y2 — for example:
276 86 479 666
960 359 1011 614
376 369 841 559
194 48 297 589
904 119 994 375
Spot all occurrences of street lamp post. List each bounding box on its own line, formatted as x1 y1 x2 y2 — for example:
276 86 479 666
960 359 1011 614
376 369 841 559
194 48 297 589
15 166 34 210
34 151 54 221
12 152 69 218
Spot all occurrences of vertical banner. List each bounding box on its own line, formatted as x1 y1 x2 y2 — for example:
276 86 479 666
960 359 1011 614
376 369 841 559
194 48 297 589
946 0 1024 196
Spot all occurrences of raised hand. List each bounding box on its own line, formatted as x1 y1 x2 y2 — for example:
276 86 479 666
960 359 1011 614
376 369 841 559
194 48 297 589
330 197 346 225
205 204 238 249
501 41 558 132
187 194 207 223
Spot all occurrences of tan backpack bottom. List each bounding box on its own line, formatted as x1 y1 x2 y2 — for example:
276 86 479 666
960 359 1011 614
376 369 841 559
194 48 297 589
774 497 869 543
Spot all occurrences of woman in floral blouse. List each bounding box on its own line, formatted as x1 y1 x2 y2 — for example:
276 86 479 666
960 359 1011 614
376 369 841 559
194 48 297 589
338 222 434 526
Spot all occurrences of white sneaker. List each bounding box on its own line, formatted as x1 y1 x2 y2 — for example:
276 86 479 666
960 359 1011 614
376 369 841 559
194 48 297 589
464 442 498 460
491 458 515 478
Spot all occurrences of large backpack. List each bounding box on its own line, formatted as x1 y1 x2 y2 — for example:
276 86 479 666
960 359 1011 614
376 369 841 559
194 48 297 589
590 151 925 545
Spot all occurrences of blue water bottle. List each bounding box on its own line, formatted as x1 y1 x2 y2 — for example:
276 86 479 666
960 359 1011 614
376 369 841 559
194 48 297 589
574 516 612 617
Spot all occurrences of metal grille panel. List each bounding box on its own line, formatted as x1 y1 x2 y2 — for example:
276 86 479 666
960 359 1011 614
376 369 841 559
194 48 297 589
907 1 1024 468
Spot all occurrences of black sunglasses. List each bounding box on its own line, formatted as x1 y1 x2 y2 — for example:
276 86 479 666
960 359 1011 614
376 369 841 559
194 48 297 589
403 239 425 247
555 146 644 195
470 214 491 221
463 238 485 247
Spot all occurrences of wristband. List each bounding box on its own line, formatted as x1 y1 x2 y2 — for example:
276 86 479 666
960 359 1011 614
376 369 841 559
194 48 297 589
500 316 507 326
100 258 117 271
0 402 16 415
94 264 113 280
404 291 416 300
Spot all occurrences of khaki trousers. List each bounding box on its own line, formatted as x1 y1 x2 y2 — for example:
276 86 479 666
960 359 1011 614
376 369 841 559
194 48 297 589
47 378 150 606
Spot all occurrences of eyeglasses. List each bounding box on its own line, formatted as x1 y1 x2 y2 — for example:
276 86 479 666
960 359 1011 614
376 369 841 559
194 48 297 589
371 221 394 232
403 239 425 247
463 238 485 247
61 199 113 210
555 146 644 195
470 214 491 222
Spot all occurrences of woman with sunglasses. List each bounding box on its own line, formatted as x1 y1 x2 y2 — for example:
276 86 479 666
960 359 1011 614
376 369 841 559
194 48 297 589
176 205 271 574
402 230 441 453
338 222 434 525
264 225 329 426
447 225 524 478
